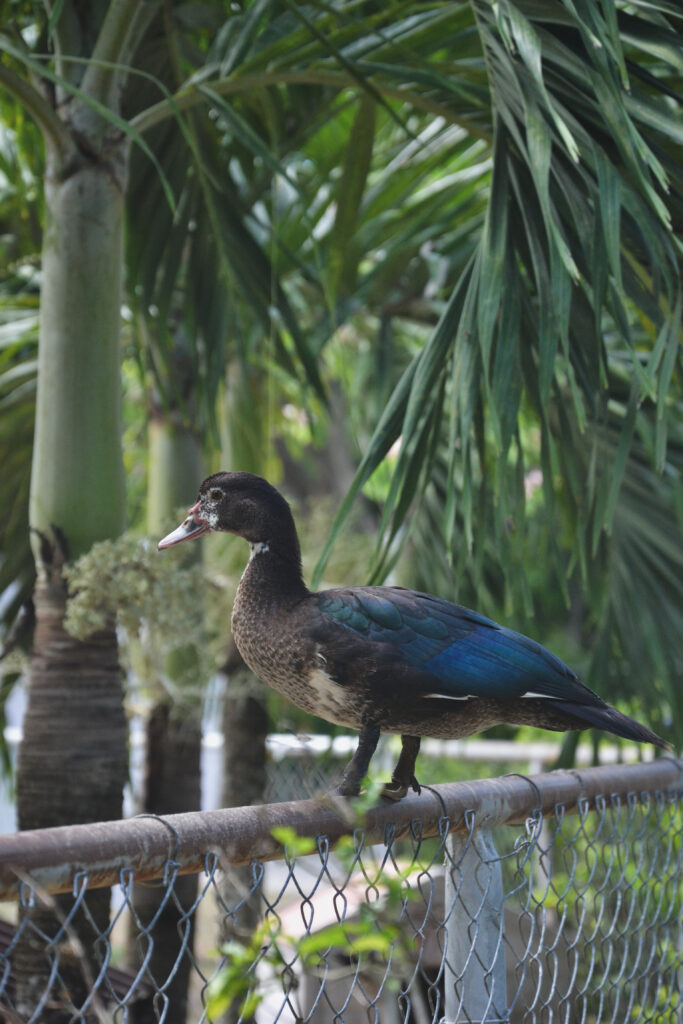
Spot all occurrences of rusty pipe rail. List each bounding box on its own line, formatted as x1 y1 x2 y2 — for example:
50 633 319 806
1 758 680 901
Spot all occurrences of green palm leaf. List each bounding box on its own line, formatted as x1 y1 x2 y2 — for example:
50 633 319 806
314 0 681 583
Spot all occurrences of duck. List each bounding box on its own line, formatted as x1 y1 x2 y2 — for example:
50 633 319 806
158 471 668 799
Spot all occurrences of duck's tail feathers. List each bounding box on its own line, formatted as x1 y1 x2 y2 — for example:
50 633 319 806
553 700 670 750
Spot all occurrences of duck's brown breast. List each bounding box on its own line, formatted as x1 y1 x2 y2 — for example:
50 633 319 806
231 573 363 729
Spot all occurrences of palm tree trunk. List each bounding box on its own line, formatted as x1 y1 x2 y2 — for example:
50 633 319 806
216 367 271 1023
130 702 202 1024
17 581 127 829
14 60 131 1014
217 645 269 1024
219 366 270 823
129 416 204 1024
28 159 126 555
16 576 127 1021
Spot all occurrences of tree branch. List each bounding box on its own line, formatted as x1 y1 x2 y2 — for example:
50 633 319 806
82 0 161 107
0 62 72 156
42 0 83 88
130 70 488 141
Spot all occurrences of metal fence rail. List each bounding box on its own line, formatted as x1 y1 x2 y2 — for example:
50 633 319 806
0 758 681 1023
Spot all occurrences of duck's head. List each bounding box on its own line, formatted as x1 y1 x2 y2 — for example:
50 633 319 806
157 471 296 550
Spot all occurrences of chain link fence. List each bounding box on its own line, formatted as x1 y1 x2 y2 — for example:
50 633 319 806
0 758 680 1023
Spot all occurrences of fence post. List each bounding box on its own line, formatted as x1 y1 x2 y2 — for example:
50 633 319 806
442 824 508 1023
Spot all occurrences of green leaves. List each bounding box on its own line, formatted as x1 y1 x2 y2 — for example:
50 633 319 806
328 93 376 304
1 0 680 750
306 0 681 745
208 822 422 1021
0 277 38 634
583 414 683 748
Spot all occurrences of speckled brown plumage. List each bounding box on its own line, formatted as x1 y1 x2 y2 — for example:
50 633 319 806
159 472 669 799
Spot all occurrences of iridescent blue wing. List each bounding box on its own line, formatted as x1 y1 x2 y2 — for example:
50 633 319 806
316 586 585 701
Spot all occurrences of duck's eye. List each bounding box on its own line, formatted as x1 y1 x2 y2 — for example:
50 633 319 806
208 488 223 502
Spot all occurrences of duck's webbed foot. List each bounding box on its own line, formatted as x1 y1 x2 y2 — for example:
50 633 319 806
381 735 421 801
336 724 381 797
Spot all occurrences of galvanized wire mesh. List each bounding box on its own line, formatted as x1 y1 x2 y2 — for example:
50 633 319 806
0 761 680 1023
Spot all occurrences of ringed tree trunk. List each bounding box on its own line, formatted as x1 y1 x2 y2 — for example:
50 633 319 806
217 367 270 1024
14 102 130 1020
219 364 271 822
15 575 128 1021
129 416 204 1024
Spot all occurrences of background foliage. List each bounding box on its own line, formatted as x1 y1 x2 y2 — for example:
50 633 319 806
0 0 681 750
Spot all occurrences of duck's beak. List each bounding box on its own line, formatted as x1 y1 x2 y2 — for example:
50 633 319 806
158 502 211 550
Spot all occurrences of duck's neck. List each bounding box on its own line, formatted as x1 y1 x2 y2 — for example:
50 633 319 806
240 529 308 603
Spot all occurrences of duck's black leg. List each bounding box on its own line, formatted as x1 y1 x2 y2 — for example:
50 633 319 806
337 724 381 797
382 735 421 801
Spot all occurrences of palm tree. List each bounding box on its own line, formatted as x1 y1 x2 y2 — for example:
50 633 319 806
124 402 205 1024
0 3 161 1014
308 0 682 745
0 2 680 1014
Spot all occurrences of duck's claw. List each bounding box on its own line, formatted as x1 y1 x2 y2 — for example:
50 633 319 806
335 779 362 798
381 774 421 802
381 781 408 801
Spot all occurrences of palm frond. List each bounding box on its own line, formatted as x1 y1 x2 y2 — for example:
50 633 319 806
315 0 681 584
0 272 38 636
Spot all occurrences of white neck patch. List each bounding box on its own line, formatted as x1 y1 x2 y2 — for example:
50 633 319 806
249 541 270 559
